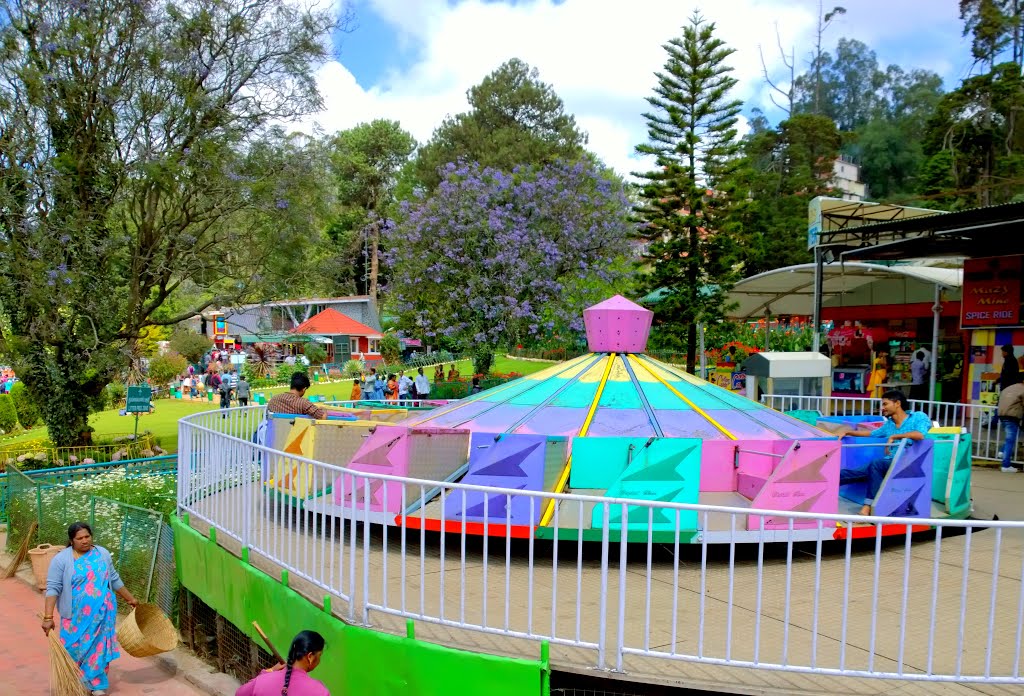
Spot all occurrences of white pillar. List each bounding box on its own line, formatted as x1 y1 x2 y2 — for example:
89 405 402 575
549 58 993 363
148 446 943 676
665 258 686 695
929 284 942 402
812 247 824 352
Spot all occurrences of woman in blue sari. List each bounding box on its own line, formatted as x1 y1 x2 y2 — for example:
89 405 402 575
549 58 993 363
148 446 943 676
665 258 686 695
42 522 139 696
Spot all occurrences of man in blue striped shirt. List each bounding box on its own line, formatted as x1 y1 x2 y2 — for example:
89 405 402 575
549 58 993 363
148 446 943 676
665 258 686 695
838 390 932 516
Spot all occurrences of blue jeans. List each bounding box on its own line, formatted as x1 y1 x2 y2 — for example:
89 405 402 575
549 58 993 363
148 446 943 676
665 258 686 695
1002 418 1020 469
840 456 891 504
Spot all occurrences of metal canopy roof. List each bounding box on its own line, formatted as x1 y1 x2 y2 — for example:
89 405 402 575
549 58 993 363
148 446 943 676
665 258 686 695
727 262 962 320
832 201 1024 261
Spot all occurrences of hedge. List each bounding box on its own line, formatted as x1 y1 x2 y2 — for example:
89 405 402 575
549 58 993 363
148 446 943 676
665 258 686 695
0 394 18 432
10 382 41 428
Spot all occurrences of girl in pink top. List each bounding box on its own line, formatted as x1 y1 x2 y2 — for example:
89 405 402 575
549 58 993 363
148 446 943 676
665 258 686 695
236 630 329 696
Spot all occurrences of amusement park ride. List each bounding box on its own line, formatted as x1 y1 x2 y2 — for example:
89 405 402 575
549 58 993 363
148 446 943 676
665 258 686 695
262 296 973 545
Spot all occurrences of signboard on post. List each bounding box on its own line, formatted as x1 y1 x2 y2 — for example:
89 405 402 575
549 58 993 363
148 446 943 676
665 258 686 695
126 386 153 414
961 255 1024 329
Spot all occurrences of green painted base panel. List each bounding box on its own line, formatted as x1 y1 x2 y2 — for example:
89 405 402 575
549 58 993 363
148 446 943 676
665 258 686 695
172 516 547 695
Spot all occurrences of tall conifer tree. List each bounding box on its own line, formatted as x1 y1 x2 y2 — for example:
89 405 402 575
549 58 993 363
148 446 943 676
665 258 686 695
634 13 742 373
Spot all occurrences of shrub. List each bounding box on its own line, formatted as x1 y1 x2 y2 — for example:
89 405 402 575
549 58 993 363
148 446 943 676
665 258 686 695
168 329 214 364
275 362 298 384
304 344 328 365
9 382 41 428
104 382 128 410
343 358 365 378
148 351 189 390
380 334 401 363
0 394 19 432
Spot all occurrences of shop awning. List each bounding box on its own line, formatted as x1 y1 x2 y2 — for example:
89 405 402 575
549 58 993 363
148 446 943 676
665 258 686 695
239 333 325 344
835 201 1024 261
727 262 962 320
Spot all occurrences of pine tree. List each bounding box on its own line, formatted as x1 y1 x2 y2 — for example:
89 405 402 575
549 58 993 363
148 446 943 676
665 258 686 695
634 12 742 373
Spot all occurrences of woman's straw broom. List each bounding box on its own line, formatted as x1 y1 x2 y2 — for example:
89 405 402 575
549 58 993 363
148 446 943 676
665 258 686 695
2 521 37 579
42 619 88 696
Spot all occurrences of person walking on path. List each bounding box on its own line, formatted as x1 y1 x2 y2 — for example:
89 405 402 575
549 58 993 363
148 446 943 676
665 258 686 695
235 376 250 407
219 375 234 418
998 377 1024 473
42 522 140 696
361 369 376 401
414 367 431 401
235 630 329 696
398 371 412 401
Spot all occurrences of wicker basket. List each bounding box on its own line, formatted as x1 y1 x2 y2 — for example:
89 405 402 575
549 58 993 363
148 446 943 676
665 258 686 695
116 603 178 657
28 544 62 591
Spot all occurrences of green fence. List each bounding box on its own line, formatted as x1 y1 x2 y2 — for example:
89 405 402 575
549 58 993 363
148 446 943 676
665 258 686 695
5 465 38 553
0 455 176 523
4 463 177 617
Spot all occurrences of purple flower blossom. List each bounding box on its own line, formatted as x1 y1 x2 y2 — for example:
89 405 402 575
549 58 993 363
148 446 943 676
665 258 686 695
275 199 289 210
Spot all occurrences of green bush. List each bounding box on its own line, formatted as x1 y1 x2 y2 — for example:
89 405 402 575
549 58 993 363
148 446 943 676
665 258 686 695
0 394 19 432
380 334 401 363
276 362 303 384
304 344 328 365
9 382 41 427
104 382 128 410
168 329 214 364
148 351 189 391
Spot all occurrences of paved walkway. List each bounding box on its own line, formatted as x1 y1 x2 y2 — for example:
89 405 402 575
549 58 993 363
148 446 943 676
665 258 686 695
0 577 205 696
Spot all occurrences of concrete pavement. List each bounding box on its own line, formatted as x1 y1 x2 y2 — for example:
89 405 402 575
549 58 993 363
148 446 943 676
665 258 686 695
0 576 210 696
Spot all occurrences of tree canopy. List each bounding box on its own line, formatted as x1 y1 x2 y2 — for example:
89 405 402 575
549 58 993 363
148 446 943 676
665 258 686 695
634 12 742 371
325 120 416 302
0 0 343 444
412 58 588 189
384 159 632 373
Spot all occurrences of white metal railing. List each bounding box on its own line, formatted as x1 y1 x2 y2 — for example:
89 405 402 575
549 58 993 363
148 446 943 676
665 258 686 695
177 405 1024 684
761 393 1022 465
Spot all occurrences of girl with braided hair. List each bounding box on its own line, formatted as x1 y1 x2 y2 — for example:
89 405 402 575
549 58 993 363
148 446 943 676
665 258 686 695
236 630 328 696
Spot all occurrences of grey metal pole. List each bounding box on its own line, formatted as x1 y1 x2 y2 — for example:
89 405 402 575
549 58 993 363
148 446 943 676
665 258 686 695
812 246 824 352
698 322 707 380
929 283 942 403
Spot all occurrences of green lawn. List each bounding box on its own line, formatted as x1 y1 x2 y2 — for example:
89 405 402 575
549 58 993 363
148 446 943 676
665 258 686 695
0 355 560 453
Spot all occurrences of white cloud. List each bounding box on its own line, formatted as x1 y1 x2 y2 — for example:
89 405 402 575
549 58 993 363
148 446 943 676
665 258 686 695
300 0 962 176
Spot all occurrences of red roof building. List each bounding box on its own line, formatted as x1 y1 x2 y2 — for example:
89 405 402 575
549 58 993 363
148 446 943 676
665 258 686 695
291 309 383 363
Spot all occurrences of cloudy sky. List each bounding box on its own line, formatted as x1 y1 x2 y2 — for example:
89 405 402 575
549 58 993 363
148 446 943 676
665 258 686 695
306 0 975 176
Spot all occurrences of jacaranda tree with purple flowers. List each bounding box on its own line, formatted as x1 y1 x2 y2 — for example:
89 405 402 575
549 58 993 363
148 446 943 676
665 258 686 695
384 159 633 374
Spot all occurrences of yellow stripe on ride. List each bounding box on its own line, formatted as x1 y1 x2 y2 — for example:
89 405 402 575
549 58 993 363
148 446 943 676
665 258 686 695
539 352 616 527
405 353 594 426
632 355 737 441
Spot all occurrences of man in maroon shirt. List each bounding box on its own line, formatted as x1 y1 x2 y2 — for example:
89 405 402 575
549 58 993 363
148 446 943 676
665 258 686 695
266 372 332 419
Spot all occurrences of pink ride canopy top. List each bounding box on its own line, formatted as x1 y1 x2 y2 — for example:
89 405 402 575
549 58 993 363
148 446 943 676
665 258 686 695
583 295 653 354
